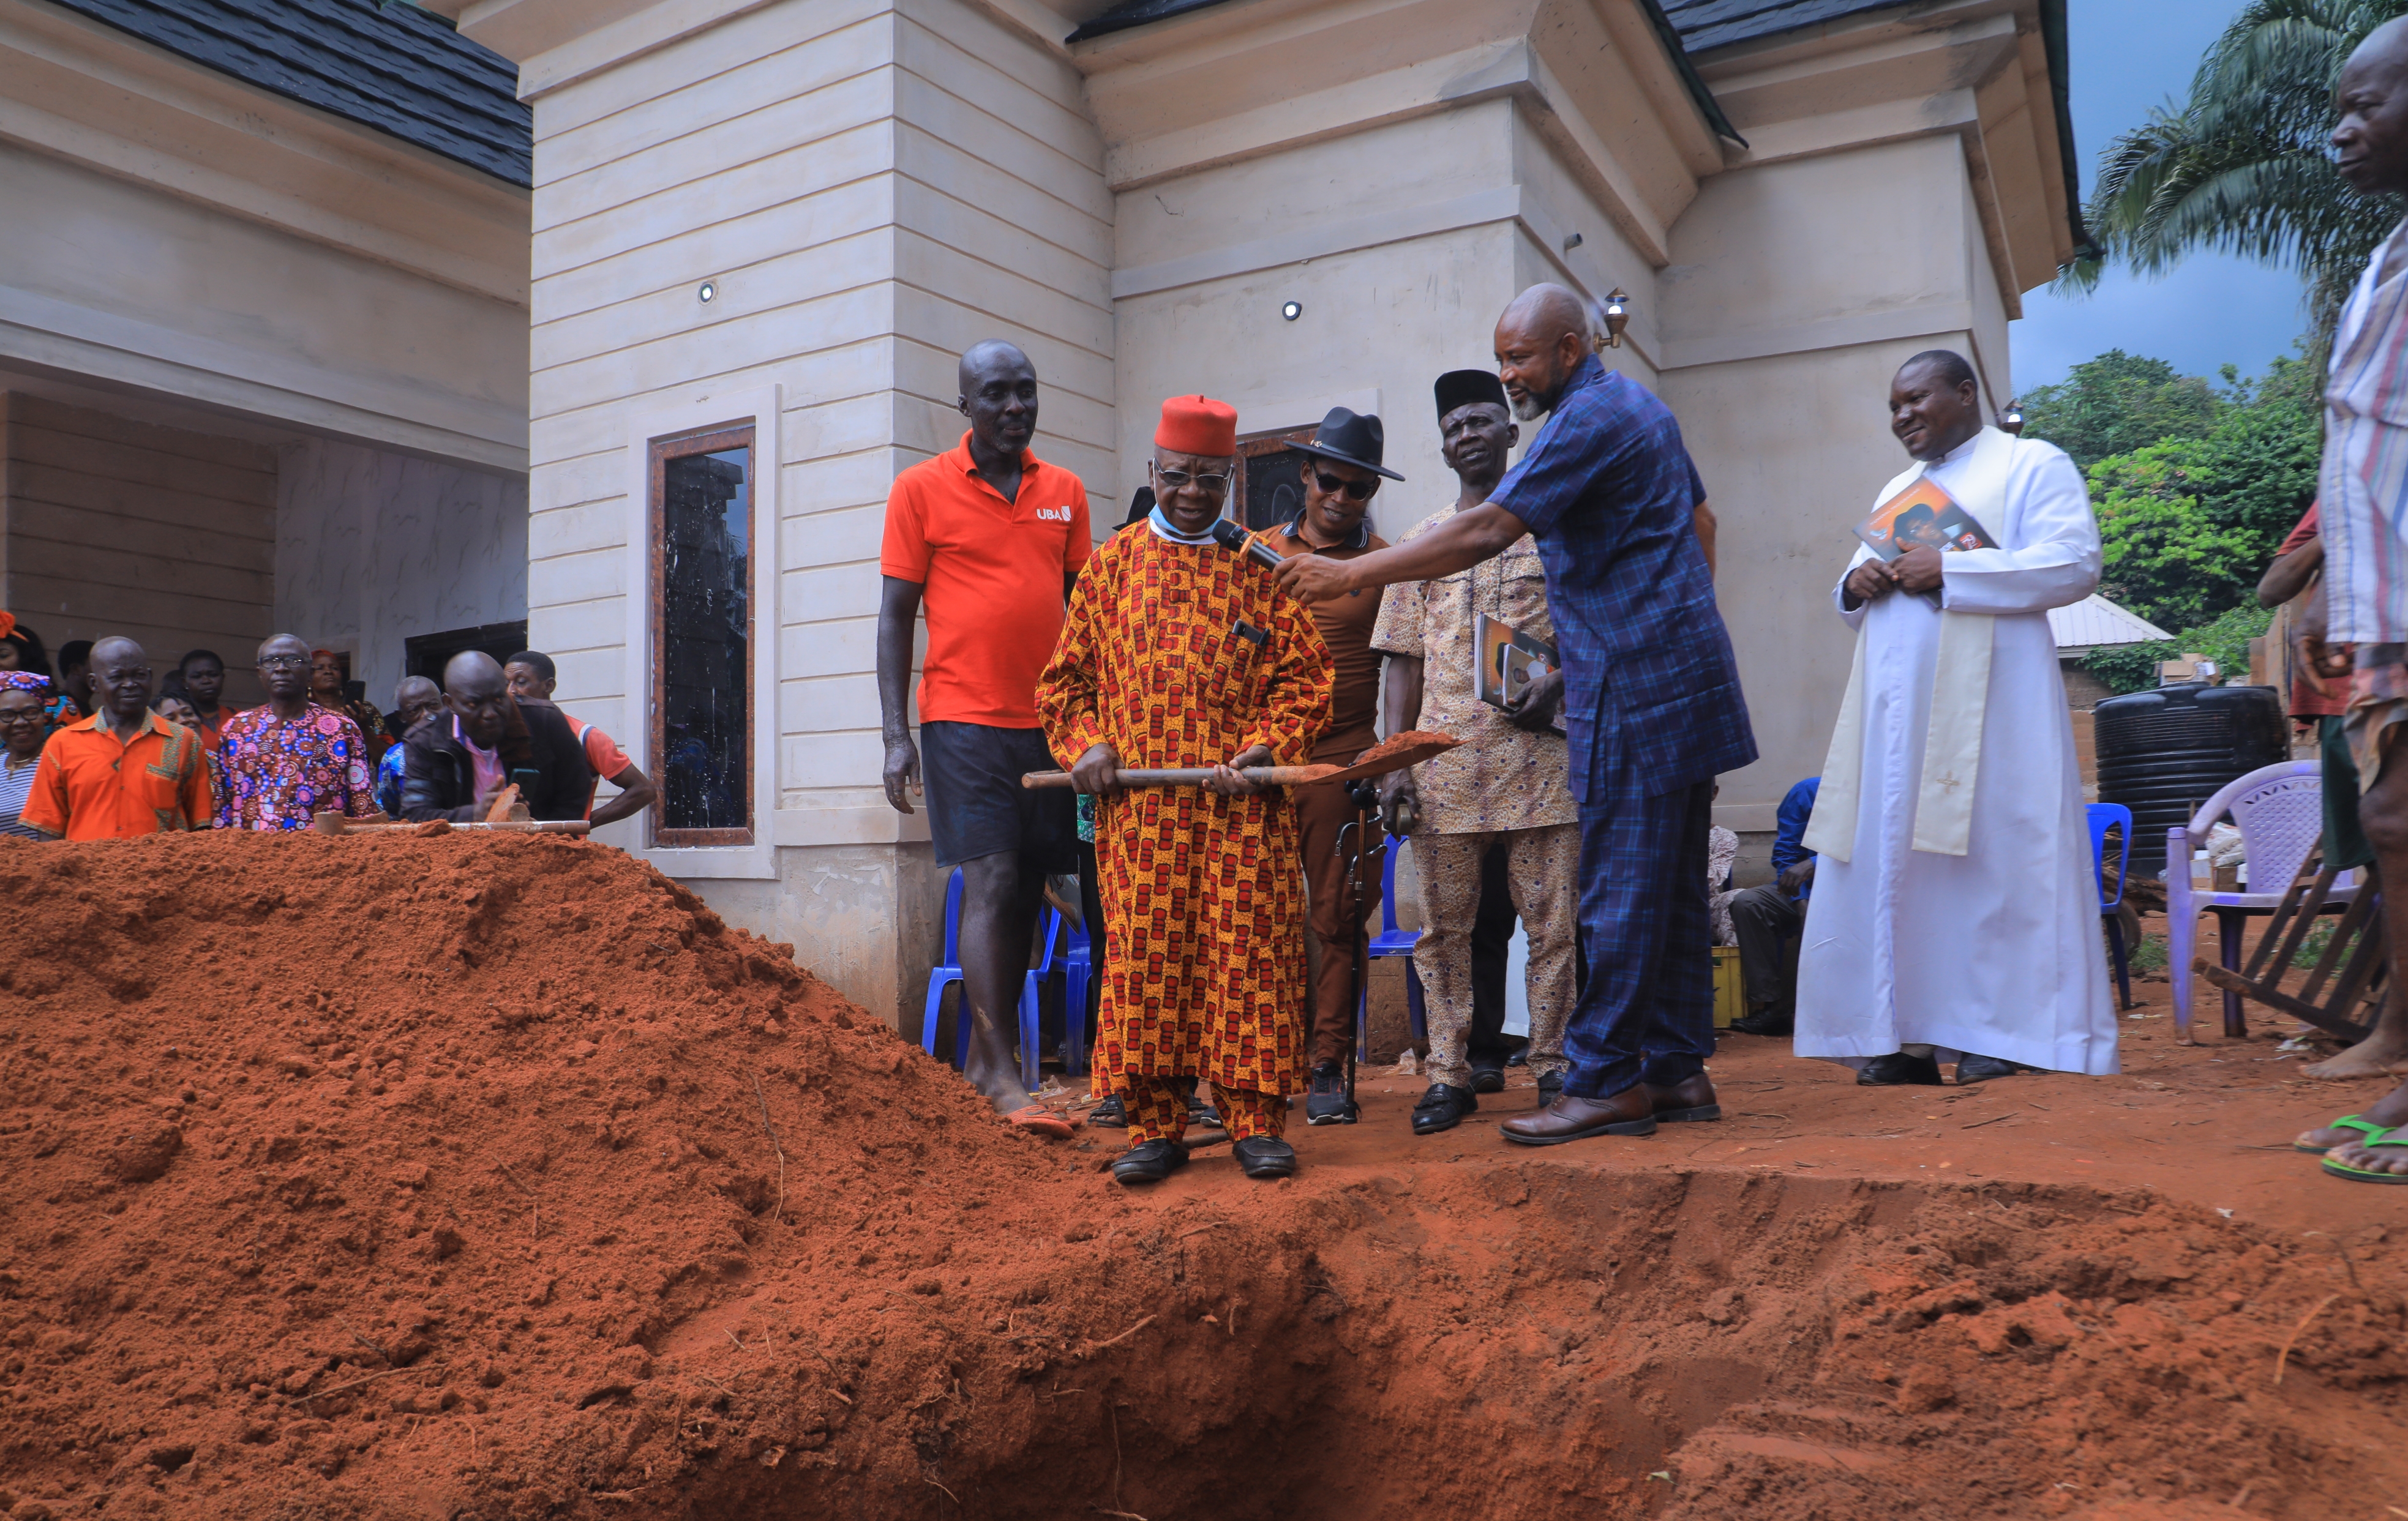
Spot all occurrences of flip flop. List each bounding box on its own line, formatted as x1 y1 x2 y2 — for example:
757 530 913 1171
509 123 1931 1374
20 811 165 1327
2320 1132 2408 1184
1006 1105 1075 1138
2293 1114 2392 1154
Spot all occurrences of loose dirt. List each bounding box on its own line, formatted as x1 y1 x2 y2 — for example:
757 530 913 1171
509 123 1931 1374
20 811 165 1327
0 837 2400 1521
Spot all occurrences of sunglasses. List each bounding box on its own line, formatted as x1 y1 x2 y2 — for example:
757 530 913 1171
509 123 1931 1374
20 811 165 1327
1155 468 1231 495
1314 471 1378 502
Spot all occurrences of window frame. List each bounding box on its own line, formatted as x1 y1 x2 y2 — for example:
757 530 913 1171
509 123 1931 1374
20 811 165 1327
647 422 757 850
1232 427 1318 533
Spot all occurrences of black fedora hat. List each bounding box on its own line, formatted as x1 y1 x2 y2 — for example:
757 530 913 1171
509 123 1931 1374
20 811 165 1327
1294 406 1404 481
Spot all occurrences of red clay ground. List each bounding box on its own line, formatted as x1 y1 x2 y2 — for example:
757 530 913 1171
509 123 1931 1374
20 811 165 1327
0 841 2401 1521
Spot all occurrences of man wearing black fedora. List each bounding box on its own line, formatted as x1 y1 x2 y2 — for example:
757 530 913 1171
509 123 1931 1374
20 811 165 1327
1258 406 1401 1125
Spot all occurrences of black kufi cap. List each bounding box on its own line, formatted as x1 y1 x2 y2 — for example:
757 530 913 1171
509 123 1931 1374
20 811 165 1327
1435 369 1509 422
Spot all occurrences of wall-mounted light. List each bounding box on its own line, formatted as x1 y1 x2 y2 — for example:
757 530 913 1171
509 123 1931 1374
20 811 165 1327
1563 232 1584 252
1999 399 2025 436
1280 300 1303 322
697 280 718 305
1597 288 1630 350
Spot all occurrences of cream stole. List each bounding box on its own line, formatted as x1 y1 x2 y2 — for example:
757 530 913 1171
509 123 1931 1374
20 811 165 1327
1803 428 2017 862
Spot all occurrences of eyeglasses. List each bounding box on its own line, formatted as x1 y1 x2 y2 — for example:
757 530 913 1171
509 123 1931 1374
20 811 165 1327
1314 471 1378 502
259 656 310 670
0 708 43 724
1155 468 1231 496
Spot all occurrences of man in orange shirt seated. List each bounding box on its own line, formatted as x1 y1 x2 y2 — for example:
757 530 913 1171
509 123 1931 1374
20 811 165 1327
879 339 1091 1134
21 637 212 840
503 649 660 828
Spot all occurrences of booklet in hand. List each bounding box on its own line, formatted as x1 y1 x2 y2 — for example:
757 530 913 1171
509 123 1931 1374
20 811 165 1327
1856 477 1997 561
1474 612 1567 734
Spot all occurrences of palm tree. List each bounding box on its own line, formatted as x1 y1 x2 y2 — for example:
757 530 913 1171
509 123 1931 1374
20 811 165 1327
2063 0 2407 334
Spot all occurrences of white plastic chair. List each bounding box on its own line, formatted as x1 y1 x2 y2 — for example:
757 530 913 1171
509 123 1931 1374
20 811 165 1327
2166 761 2359 1041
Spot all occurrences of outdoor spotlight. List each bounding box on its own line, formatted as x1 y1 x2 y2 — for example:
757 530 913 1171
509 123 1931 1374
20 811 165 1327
697 280 718 305
2000 399 2025 436
1599 288 1630 350
1563 232 1584 252
1281 300 1303 322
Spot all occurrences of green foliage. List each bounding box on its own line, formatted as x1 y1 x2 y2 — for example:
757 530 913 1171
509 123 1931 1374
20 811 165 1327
2019 351 2221 473
2080 604 2277 697
2082 640 2180 697
2077 350 2320 630
2129 935 2170 974
2060 0 2408 334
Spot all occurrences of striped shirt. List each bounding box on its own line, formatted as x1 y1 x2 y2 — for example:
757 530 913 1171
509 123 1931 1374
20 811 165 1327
0 754 39 839
2320 216 2408 644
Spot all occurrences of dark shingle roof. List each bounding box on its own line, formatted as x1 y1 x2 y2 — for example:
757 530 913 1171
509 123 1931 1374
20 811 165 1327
1654 0 1897 54
41 0 531 186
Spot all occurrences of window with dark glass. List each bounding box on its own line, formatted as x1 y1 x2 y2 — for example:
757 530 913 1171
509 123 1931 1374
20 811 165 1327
649 425 753 846
1234 428 1316 531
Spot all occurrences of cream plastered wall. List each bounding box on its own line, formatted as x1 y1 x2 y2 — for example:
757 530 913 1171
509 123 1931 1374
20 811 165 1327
0 3 531 471
465 0 1110 1024
273 439 531 706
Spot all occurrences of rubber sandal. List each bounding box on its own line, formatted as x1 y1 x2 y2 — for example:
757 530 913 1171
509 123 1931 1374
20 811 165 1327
2320 1133 2408 1183
2294 1113 2391 1154
1006 1105 1075 1138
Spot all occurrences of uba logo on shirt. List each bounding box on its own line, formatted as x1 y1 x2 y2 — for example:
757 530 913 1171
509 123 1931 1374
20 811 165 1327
1033 506 1073 523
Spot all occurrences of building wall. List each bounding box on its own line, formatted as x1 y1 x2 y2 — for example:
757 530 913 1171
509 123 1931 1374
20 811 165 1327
0 391 273 697
514 0 1110 1025
274 439 530 706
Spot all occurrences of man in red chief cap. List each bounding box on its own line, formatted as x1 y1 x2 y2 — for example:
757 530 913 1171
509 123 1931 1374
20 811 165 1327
1038 396 1334 1184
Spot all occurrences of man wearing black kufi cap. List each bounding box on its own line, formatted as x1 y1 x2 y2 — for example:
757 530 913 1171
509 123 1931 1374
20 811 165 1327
1368 371 1583 1135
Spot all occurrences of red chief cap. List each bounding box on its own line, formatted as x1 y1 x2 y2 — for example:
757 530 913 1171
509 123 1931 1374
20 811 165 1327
1155 395 1237 457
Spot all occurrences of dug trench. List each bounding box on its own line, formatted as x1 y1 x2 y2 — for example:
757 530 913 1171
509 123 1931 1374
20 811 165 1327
0 833 2402 1521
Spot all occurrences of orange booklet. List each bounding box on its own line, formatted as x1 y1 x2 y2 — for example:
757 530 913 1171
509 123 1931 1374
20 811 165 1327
1855 476 1997 561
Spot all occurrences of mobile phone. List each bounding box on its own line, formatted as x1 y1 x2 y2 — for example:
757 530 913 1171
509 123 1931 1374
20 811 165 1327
509 768 541 793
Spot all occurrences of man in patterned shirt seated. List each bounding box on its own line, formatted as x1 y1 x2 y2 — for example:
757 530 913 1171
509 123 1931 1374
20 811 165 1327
214 633 381 831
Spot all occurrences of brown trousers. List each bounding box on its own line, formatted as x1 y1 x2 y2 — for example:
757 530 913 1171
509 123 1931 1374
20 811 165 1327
1294 775 1383 1069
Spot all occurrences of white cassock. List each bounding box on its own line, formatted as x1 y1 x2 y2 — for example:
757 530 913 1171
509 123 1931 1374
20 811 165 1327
1794 426 2118 1074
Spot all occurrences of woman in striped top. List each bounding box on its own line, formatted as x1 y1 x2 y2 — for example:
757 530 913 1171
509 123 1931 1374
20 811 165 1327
0 673 51 840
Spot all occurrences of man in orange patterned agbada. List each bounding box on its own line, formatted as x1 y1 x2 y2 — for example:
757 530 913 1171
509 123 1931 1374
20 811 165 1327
1037 395 1334 1186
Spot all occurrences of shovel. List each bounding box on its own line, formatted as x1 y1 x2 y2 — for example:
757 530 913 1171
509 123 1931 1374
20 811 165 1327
1022 730 1457 790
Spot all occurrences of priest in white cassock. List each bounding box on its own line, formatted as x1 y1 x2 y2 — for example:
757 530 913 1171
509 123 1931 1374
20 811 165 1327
1793 349 2118 1086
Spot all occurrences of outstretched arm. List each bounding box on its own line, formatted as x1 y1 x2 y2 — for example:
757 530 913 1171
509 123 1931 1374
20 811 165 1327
1275 504 1530 603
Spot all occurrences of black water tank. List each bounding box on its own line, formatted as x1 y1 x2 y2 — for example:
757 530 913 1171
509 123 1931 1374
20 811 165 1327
2095 684 2288 876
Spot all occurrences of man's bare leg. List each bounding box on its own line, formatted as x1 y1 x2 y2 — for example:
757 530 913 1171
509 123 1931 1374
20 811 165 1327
956 850 1042 1115
2306 742 2408 1077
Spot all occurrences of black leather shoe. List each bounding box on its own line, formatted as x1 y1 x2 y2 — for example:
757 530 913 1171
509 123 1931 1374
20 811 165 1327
1087 1094 1127 1128
1954 1053 2033 1083
1302 1062 1357 1126
1500 1089 1657 1145
1857 1052 1943 1086
1110 1138 1190 1185
1231 1135 1297 1179
1537 1071 1564 1103
1411 1082 1477 1135
1468 1060 1507 1094
1729 1007 1793 1037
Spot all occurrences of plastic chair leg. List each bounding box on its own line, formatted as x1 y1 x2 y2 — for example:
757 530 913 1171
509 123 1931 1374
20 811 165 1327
921 970 960 1062
1405 960 1427 1043
1064 964 1090 1076
1018 973 1043 1091
2169 898 2194 1041
2217 908 2248 1039
2104 913 2132 1011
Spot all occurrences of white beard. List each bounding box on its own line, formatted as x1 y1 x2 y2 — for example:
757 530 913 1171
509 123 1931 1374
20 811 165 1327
1510 393 1548 422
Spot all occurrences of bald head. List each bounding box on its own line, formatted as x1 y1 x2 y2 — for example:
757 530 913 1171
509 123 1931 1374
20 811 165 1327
956 340 1037 461
2336 18 2408 198
88 637 153 726
443 651 510 750
1493 283 1596 422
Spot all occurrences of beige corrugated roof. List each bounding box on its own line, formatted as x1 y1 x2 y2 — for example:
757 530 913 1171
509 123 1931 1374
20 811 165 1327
2050 594 2174 652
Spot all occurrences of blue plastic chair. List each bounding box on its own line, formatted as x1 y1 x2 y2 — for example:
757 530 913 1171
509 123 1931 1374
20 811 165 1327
1059 914 1092 1077
2087 802 2134 1010
1358 837 1428 1055
920 868 1053 1087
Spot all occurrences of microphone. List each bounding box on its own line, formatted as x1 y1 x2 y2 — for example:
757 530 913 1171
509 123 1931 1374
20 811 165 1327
1210 518 1285 573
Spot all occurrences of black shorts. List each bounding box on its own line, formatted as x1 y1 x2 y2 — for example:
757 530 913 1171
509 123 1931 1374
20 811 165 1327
920 721 1076 872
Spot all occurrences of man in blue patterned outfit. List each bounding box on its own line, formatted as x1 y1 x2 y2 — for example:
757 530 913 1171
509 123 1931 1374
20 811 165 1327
1275 283 1755 1145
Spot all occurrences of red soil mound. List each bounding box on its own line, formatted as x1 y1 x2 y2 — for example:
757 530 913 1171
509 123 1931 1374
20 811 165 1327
0 832 2401 1521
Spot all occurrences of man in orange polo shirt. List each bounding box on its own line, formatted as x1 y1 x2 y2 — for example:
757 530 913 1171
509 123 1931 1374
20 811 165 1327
1258 408 1397 1124
879 339 1092 1132
22 636 212 840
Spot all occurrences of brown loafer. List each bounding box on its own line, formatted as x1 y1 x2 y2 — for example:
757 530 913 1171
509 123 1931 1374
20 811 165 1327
1499 1088 1657 1146
1645 1073 1721 1123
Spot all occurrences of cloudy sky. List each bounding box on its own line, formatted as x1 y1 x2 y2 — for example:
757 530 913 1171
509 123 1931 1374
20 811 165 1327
2007 0 2314 394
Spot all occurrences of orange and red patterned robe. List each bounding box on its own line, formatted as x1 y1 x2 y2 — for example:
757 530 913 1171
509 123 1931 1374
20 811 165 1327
1037 523 1333 1101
